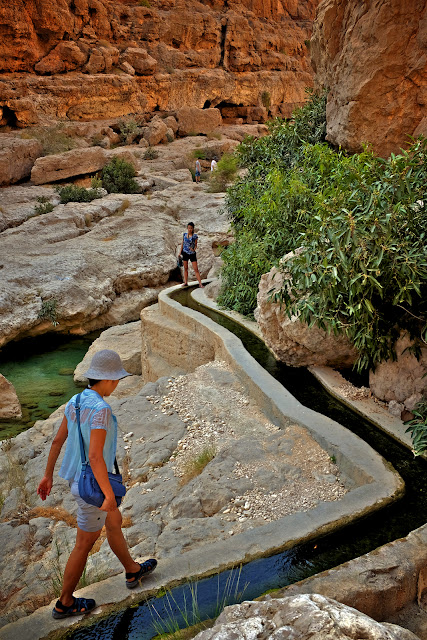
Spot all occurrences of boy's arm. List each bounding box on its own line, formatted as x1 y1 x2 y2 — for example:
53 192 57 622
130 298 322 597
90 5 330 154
37 415 68 500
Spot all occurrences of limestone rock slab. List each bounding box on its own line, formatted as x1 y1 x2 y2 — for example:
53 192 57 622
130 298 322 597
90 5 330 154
30 146 107 185
177 107 223 136
0 136 43 186
194 593 420 640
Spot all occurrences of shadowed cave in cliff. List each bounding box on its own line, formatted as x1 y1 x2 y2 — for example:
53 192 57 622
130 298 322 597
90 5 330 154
0 106 18 129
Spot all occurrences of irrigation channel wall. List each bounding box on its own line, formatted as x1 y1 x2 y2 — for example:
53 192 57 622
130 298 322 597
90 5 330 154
0 282 414 640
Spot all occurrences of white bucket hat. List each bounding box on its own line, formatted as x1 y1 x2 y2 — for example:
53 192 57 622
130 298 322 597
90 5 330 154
83 349 130 381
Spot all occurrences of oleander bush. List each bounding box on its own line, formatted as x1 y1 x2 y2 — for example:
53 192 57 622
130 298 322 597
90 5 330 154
218 90 427 371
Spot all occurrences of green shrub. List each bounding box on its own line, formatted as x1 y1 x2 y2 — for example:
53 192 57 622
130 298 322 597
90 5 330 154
192 149 205 159
261 91 271 111
100 156 140 193
272 140 427 371
218 89 427 371
118 117 140 144
143 147 159 159
405 399 427 456
34 195 54 215
56 184 103 204
138 0 151 5
208 153 238 192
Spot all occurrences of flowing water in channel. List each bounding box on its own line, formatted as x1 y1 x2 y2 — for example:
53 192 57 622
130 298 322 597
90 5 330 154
68 287 427 640
0 331 100 439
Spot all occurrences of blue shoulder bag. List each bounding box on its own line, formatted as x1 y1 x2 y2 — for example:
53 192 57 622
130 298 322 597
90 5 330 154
76 393 126 508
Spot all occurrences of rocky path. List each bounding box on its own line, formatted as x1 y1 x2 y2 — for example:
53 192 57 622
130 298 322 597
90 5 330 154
0 361 347 628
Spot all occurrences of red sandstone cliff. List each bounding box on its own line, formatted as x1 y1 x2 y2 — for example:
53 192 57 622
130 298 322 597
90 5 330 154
0 0 318 127
311 0 427 157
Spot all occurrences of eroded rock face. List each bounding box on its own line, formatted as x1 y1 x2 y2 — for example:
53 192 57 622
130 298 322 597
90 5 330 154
194 593 420 640
311 0 427 156
0 136 233 347
255 261 357 368
0 374 22 419
369 332 427 406
0 0 318 127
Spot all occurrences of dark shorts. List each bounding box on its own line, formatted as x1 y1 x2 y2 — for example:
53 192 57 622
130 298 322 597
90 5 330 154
182 251 197 263
195 171 201 177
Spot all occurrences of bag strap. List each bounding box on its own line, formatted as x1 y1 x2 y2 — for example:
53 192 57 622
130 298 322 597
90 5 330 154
75 392 120 475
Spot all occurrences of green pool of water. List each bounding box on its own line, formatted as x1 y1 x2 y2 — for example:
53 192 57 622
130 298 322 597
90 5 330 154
0 332 100 440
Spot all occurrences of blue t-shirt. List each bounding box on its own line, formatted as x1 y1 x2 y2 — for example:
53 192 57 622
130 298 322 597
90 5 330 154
183 232 198 254
59 388 118 482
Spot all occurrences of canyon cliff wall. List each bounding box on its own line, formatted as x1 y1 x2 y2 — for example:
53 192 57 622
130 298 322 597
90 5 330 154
0 0 318 127
311 0 427 156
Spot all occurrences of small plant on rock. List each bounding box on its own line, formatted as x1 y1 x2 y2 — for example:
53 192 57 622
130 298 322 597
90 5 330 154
56 184 104 204
261 90 271 111
179 444 217 486
38 299 59 326
21 123 76 156
34 196 54 215
118 117 141 145
100 156 141 193
144 146 159 160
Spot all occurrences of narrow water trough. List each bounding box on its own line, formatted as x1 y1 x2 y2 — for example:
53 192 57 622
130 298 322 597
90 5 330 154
64 286 427 640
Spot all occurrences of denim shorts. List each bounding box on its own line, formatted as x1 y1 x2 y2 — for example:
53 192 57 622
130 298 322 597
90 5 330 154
70 481 107 532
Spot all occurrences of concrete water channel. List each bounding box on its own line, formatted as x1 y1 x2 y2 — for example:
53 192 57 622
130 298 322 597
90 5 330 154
67 285 427 639
1 283 426 640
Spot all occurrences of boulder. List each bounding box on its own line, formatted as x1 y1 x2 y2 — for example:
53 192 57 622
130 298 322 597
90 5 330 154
369 332 427 406
193 593 420 640
255 259 357 368
35 41 87 75
30 146 107 184
121 48 157 76
0 136 43 186
144 119 168 146
177 107 223 136
163 115 179 134
74 321 142 383
0 374 22 419
30 146 139 185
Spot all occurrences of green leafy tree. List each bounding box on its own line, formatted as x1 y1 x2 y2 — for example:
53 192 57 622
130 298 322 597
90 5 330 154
218 90 427 371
